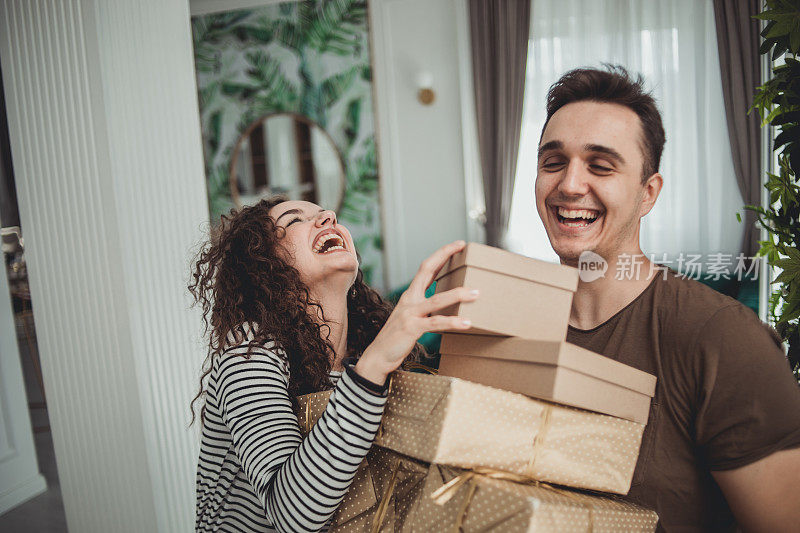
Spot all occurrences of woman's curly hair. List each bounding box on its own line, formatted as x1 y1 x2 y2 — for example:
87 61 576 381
189 196 424 423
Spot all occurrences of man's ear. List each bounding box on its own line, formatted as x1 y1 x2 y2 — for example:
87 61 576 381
639 173 663 217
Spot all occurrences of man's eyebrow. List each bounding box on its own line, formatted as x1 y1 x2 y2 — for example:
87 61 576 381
538 140 563 158
585 144 626 164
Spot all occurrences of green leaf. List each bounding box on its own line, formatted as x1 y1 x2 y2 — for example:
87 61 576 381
785 247 800 262
766 19 793 38
772 110 800 126
221 81 259 98
760 36 776 55
775 125 800 149
773 269 797 285
321 66 359 107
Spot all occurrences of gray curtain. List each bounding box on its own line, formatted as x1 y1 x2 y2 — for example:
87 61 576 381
712 0 761 257
468 0 531 248
0 62 20 228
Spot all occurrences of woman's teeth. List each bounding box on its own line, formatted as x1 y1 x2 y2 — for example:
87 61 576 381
313 233 345 253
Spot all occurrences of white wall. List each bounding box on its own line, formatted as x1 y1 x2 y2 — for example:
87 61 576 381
370 0 479 290
0 239 46 514
0 1 208 531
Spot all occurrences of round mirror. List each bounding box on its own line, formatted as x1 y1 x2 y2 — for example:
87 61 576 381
229 113 346 211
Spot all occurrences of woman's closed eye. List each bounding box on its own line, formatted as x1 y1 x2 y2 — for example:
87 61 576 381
285 217 301 227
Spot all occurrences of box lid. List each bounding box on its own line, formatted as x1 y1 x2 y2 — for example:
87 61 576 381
434 243 579 293
440 333 656 397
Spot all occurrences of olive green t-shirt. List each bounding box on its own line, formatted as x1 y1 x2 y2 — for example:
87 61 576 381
567 271 800 531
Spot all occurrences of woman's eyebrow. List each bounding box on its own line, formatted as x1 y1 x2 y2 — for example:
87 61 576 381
275 208 325 223
275 209 303 223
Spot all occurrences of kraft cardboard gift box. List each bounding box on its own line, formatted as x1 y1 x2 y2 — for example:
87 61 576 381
330 447 427 533
413 464 659 532
297 391 427 532
438 334 657 425
434 243 579 341
298 371 646 495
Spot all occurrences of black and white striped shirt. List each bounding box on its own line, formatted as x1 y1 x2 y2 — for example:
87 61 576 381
195 334 387 532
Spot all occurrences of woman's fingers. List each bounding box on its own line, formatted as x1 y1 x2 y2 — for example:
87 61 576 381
406 240 466 297
419 287 478 315
422 315 473 332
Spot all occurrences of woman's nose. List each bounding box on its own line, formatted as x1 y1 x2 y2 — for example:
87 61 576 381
315 210 337 227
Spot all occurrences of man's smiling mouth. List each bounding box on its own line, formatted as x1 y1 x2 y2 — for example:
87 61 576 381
554 206 602 228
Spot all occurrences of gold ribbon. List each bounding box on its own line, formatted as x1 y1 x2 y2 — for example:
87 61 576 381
401 362 439 375
524 404 553 476
431 467 595 533
303 399 312 434
370 461 401 533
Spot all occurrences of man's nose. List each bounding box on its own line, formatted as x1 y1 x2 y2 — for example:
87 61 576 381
557 162 590 196
315 210 337 227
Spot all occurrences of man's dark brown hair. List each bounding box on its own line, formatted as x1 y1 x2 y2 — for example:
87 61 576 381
542 65 666 182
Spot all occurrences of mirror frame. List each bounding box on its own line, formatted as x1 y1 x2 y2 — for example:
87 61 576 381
228 112 347 211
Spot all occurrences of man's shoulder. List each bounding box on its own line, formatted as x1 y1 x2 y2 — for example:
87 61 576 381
653 270 780 347
655 270 751 321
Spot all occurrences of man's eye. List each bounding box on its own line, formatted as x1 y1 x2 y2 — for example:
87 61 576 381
541 160 564 170
285 218 301 227
590 164 613 174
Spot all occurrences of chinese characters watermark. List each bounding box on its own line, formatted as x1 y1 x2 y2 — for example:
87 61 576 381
577 252 762 282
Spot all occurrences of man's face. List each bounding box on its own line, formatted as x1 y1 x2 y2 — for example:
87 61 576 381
535 101 660 265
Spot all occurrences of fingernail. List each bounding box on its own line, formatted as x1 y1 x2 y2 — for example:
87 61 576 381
469 289 479 296
461 319 471 327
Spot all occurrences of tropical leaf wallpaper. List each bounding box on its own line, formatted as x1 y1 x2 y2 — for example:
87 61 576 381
191 0 385 289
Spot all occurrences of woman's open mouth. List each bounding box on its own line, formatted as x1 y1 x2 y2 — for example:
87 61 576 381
312 232 346 254
554 206 602 228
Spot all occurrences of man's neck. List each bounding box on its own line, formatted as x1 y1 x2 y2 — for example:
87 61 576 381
569 250 657 331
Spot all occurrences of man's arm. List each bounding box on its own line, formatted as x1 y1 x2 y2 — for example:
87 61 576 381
713 446 800 532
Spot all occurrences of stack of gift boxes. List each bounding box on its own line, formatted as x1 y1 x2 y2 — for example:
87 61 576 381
298 243 660 532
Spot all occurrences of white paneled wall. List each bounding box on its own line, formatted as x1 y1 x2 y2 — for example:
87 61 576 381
0 232 46 514
0 1 208 531
370 0 475 289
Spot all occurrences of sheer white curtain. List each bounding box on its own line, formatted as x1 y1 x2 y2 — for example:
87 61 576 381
506 0 744 265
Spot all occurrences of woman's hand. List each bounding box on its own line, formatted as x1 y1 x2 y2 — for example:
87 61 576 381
354 240 478 386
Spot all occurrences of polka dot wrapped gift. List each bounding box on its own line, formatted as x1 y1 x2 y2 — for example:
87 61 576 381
330 447 428 532
382 371 644 495
297 393 428 532
414 464 658 532
299 371 646 496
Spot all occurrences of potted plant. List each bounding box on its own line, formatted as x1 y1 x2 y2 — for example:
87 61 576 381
749 0 800 380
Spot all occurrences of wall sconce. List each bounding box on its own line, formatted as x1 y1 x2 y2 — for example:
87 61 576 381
416 71 435 105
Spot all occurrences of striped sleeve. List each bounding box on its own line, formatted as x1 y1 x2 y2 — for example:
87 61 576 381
216 346 386 533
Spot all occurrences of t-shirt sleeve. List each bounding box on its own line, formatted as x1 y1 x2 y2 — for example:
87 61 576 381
215 347 387 532
693 304 800 470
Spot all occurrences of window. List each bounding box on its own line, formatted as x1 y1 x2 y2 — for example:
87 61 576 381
506 0 744 266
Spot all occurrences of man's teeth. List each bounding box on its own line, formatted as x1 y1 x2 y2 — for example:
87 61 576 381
557 207 599 220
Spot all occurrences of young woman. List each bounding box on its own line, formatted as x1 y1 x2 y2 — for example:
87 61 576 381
191 197 476 532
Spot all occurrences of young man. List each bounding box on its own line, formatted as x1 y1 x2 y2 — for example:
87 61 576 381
536 67 800 531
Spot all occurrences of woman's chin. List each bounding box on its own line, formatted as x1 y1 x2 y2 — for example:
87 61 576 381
306 259 360 289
